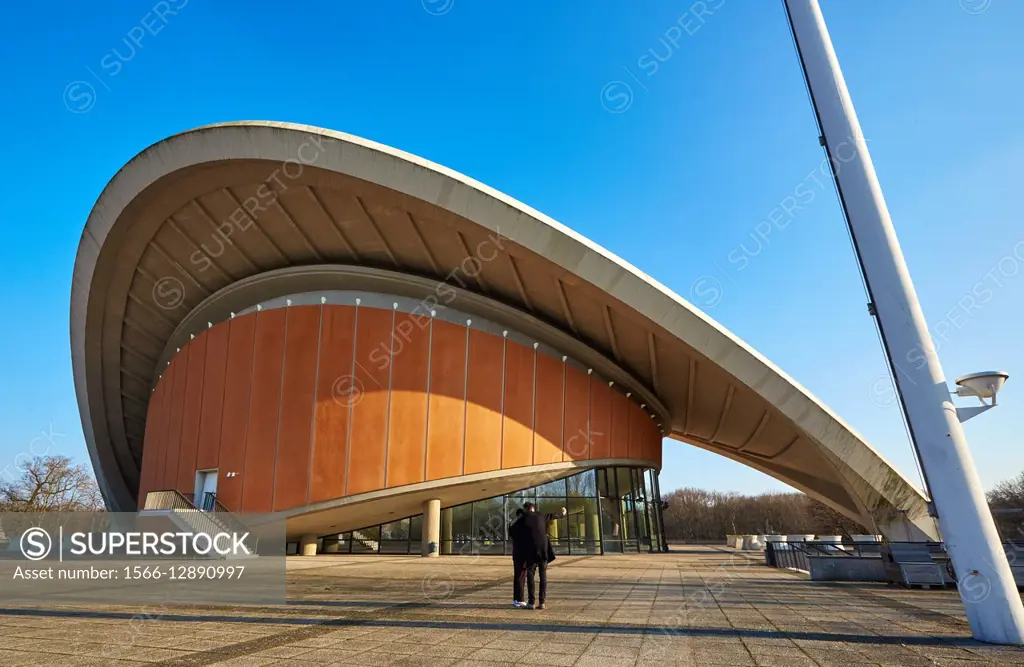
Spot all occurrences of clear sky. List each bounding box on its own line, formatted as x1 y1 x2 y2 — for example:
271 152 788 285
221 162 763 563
1 1 1022 497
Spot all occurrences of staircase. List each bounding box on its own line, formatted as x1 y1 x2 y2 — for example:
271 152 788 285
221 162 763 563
351 529 380 552
142 490 258 556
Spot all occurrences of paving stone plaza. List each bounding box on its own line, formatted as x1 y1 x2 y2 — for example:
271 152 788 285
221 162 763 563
1 546 1023 666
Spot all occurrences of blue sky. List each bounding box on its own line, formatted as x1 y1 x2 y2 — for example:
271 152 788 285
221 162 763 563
1 1 1022 497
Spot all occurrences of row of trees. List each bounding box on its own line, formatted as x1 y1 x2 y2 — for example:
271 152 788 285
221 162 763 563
661 470 1024 543
660 488 862 541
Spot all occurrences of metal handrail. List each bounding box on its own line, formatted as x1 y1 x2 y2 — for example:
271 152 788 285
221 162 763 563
143 490 196 512
143 489 257 556
210 497 259 553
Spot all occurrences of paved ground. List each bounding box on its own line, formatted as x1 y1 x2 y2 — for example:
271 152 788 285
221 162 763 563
1 545 1024 666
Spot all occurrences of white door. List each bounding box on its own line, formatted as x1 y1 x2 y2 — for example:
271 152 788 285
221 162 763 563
194 470 218 509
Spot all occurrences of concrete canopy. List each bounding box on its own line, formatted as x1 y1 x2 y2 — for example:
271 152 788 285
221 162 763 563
72 121 936 539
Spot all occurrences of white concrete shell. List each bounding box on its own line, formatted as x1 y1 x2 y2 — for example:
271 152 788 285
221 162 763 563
71 121 937 539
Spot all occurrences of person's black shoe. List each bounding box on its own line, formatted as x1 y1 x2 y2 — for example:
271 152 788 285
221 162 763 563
526 602 535 609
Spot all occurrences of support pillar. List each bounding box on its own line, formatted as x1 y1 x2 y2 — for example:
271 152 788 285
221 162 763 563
785 0 1024 644
299 534 318 557
422 498 441 557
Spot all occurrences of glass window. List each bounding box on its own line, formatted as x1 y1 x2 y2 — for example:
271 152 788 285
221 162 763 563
614 468 635 500
567 497 599 543
473 498 505 544
511 486 536 501
380 518 410 541
602 539 623 553
597 468 615 498
322 533 347 554
567 469 596 497
351 525 380 553
536 477 567 497
537 498 568 544
636 501 650 546
451 503 472 538
306 466 666 557
380 540 410 554
600 496 621 540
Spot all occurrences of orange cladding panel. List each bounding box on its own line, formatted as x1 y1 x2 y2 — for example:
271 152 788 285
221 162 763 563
562 365 590 462
217 314 257 511
241 309 286 512
628 402 644 460
346 307 392 496
196 323 229 471
609 391 630 459
533 353 563 466
140 303 662 516
386 312 430 488
273 306 322 511
501 341 534 470
425 320 466 481
588 377 611 461
310 306 356 504
463 329 503 475
176 334 207 492
161 349 188 490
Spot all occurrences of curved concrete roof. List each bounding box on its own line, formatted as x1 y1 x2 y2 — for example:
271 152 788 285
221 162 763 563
72 121 936 538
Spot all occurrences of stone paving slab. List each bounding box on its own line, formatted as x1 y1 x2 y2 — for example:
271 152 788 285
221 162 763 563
0 546 1022 665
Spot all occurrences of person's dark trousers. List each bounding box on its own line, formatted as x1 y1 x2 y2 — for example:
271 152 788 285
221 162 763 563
513 557 527 602
526 559 547 605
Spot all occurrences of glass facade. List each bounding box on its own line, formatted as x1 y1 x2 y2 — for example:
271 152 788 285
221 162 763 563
307 466 666 556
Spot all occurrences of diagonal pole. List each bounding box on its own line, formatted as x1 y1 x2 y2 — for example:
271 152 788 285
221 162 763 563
782 0 1024 644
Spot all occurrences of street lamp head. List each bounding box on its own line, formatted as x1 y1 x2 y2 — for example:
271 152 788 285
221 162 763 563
955 371 1009 404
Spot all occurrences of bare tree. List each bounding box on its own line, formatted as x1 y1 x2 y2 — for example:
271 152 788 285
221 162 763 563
661 487 867 541
0 456 104 512
988 471 1024 509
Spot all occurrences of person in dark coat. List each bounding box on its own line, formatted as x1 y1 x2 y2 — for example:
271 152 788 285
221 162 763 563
509 509 528 607
517 502 566 609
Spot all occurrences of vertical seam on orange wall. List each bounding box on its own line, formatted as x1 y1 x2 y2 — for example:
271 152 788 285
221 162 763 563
559 357 566 463
421 315 433 483
305 304 325 506
460 324 469 476
168 346 190 493
190 337 209 492
382 306 396 488
586 372 592 461
239 315 257 510
530 344 537 466
270 308 290 510
498 334 506 468
213 327 229 475
344 301 360 497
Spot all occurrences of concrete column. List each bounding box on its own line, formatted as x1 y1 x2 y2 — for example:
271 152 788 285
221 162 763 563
422 498 441 557
440 507 453 555
299 534 318 557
